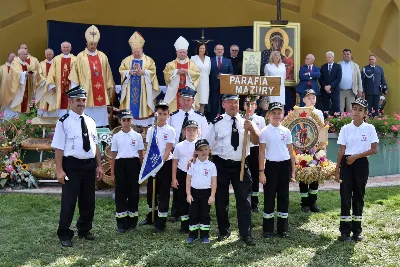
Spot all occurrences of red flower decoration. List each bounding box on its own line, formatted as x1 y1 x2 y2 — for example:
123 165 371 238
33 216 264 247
299 160 308 168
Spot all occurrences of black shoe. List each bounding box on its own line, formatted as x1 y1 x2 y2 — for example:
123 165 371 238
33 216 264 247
153 227 164 233
139 219 151 226
310 204 321 213
252 207 260 213
217 231 231 241
278 232 289 238
339 234 352 242
117 228 126 234
241 236 256 246
263 232 273 238
78 233 95 240
60 240 73 247
352 235 364 242
301 206 311 213
169 217 178 223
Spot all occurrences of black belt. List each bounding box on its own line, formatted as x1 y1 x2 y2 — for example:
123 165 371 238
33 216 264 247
64 156 95 164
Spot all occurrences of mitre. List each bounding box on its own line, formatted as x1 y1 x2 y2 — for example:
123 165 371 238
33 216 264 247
129 31 145 49
85 25 100 43
174 36 189 51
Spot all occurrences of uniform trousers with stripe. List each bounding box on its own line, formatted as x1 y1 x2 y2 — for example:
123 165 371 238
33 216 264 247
57 157 96 241
213 156 253 238
299 181 319 207
247 146 260 209
340 156 369 236
263 159 291 234
145 160 172 230
189 188 212 238
176 168 189 230
114 158 140 230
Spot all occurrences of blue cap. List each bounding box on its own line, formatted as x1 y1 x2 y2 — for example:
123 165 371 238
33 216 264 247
66 86 87 99
195 139 209 150
268 102 283 111
351 98 368 108
155 100 169 109
183 120 198 129
304 89 316 97
180 87 197 98
222 94 239 101
118 109 133 119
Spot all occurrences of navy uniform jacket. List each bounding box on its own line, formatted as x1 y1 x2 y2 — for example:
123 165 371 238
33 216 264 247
361 65 387 95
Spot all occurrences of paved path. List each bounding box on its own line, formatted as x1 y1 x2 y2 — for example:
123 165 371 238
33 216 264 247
1 175 399 197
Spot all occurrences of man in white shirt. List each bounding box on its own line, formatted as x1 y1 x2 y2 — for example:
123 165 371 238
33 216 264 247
206 94 259 246
338 49 362 113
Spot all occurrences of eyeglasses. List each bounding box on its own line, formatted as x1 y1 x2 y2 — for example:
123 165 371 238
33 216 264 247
231 50 238 52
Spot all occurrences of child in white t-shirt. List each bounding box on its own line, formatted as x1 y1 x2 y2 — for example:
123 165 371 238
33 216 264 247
335 98 379 242
259 102 296 239
299 89 324 213
185 139 217 244
110 109 144 233
172 120 199 233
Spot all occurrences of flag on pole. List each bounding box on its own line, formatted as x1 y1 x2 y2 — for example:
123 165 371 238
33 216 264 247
138 126 163 184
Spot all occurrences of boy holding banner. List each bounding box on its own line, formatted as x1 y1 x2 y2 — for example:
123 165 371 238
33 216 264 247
140 101 176 233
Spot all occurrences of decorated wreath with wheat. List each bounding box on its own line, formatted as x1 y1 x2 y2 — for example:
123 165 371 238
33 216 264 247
282 106 336 184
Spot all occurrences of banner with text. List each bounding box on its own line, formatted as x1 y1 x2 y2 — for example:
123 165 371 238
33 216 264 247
220 75 281 96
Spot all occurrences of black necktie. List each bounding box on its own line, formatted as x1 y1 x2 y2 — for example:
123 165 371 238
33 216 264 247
80 116 90 152
231 117 239 151
179 112 189 142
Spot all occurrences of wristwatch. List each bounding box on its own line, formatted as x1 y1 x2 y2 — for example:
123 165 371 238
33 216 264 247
258 169 265 172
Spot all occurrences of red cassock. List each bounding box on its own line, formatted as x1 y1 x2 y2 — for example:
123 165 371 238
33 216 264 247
176 62 188 110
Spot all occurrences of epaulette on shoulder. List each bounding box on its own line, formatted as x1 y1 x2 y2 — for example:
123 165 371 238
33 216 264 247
194 110 205 117
170 110 179 116
212 115 223 124
59 113 69 122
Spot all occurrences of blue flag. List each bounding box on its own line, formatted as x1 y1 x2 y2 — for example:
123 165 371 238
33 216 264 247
138 126 163 184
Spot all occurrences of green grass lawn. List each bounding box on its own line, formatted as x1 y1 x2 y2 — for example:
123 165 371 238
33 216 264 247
0 187 400 267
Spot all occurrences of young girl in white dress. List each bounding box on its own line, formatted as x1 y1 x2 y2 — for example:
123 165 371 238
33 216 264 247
264 51 287 111
190 43 211 114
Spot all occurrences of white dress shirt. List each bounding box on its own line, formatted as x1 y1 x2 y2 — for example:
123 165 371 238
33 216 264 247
313 108 325 124
205 113 257 161
172 139 197 172
111 129 144 159
249 114 266 147
146 124 176 161
337 121 379 155
168 108 209 144
259 123 292 161
187 159 217 189
51 110 98 159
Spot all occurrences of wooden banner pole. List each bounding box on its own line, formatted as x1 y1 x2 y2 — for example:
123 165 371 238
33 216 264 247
240 97 252 181
152 178 156 223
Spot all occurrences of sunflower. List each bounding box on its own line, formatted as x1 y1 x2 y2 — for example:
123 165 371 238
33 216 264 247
21 164 29 170
14 159 22 166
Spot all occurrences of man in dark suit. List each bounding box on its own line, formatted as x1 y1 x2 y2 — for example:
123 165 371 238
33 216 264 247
208 44 233 120
362 54 388 114
319 51 342 115
297 54 321 107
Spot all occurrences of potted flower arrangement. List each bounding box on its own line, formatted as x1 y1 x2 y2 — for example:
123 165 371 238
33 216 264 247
325 111 400 146
0 151 38 189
